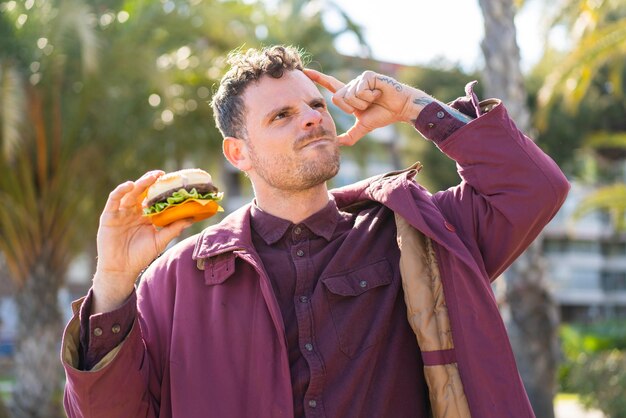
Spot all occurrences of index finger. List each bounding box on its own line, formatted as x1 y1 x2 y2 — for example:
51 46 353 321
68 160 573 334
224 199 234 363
104 170 163 213
126 170 165 209
303 68 345 94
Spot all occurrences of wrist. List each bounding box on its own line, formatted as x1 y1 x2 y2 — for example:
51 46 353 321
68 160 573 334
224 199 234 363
401 91 435 124
91 272 135 314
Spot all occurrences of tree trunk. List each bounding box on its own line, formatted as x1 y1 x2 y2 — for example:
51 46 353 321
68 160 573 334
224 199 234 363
478 1 559 417
478 0 530 132
0 400 9 418
11 259 64 418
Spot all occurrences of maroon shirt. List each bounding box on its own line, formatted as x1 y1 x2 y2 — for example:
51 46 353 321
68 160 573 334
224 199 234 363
250 200 428 416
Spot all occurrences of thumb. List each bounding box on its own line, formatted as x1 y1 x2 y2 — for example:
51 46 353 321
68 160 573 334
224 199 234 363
155 219 193 250
337 121 373 146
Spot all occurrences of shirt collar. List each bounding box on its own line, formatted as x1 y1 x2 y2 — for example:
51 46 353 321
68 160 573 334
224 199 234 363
250 197 341 245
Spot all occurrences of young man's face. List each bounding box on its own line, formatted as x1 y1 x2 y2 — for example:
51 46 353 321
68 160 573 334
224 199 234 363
240 69 340 192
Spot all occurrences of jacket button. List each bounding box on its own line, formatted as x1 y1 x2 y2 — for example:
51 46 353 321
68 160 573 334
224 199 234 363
444 221 456 232
93 327 103 337
111 324 121 334
308 400 317 408
296 249 305 257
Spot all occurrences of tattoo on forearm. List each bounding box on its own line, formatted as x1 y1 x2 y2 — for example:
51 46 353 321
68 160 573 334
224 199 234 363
376 76 403 92
410 97 435 124
413 97 435 107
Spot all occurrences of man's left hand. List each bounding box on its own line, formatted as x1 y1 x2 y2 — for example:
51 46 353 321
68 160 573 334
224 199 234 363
305 69 431 146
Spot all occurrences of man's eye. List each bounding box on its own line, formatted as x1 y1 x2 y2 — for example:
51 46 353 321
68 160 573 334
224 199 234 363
313 102 326 109
274 112 288 121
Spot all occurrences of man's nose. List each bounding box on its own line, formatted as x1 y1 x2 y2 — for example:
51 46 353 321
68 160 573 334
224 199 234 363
301 106 323 129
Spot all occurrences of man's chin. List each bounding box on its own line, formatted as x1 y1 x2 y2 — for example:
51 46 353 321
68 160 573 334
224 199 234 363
301 157 340 188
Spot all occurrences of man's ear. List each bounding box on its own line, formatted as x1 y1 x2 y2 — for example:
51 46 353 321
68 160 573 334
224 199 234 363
223 136 252 171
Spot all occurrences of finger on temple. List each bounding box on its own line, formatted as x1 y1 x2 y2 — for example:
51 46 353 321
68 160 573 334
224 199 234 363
303 68 345 94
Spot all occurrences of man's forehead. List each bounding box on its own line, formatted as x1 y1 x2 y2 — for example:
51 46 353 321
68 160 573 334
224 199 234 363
243 70 321 102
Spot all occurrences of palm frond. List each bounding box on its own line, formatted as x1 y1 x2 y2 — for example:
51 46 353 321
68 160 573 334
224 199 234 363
0 63 26 161
607 59 624 98
585 131 626 149
573 183 626 231
55 0 100 75
538 18 626 113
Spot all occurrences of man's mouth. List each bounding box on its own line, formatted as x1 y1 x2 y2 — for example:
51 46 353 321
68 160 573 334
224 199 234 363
301 137 333 148
295 128 335 150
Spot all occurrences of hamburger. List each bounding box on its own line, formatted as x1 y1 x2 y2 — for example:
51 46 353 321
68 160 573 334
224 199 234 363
142 168 223 227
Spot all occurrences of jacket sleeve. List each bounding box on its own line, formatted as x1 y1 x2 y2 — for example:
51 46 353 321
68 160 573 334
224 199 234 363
62 286 164 417
427 101 569 280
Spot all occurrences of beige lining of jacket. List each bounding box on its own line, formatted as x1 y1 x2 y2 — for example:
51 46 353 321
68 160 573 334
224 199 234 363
395 214 471 418
62 297 125 372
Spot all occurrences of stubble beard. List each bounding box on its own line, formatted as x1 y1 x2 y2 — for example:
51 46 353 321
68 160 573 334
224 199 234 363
248 134 341 192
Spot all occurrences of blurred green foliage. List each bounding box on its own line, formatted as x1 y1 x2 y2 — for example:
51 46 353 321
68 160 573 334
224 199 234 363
528 62 626 179
0 0 366 414
400 65 482 192
559 320 626 416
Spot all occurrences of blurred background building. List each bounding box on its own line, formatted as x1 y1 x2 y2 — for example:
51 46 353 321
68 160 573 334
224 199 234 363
544 181 626 322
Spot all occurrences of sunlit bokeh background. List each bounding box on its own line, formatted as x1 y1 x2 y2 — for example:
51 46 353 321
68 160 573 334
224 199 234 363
0 0 625 417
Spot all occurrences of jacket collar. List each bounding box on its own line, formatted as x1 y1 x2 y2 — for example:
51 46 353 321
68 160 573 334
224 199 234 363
192 162 475 284
192 163 424 261
192 204 256 261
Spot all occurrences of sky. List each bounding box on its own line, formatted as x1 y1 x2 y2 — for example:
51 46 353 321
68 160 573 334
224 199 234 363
324 0 552 72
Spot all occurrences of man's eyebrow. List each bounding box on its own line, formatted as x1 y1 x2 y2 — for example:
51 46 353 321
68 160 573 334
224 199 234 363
263 97 326 121
264 105 293 121
309 97 326 105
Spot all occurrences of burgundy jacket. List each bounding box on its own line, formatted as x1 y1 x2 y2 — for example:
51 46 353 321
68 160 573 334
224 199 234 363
61 102 569 418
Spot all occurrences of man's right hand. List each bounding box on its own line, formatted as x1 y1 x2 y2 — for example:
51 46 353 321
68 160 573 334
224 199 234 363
91 170 193 315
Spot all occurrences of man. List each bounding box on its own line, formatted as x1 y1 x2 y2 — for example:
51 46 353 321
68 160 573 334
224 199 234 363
61 45 569 418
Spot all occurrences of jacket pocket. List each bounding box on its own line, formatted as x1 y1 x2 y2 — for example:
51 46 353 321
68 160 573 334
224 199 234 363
321 259 395 358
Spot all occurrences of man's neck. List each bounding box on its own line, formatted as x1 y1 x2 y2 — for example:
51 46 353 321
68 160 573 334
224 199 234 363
253 183 330 224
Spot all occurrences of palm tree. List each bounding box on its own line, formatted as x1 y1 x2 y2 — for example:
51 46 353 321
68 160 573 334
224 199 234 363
0 1 99 416
0 0 264 413
1 1 368 415
538 0 626 238
478 1 559 417
537 0 626 120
